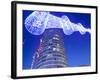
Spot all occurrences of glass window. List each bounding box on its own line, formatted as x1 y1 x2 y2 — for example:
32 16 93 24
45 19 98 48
53 37 59 40
54 34 59 37
48 46 51 49
57 48 60 51
47 54 52 57
53 47 56 51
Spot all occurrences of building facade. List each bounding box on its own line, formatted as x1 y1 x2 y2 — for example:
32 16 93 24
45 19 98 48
31 28 67 69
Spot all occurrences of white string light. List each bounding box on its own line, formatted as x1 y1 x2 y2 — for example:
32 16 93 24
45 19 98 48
25 11 91 35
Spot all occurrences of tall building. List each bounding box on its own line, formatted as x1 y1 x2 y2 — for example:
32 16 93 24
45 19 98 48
31 28 67 69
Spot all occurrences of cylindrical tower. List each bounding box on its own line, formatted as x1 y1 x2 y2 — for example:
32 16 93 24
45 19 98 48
32 28 67 69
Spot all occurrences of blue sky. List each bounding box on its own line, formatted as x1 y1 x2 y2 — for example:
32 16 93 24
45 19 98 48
23 10 91 69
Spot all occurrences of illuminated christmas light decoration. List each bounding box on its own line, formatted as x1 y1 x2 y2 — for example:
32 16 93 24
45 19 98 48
25 11 91 35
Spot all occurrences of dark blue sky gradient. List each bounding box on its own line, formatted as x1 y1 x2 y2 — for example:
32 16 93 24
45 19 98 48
23 10 91 69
